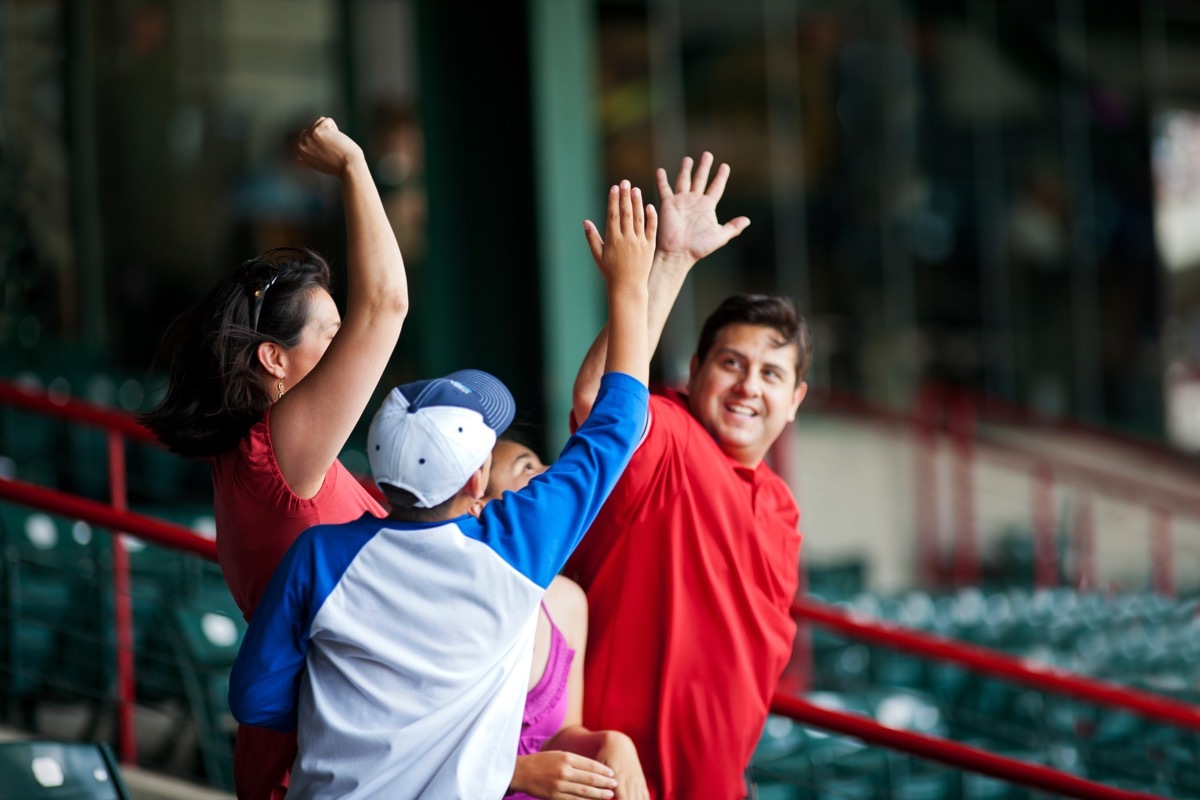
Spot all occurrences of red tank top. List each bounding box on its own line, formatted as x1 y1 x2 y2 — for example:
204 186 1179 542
212 405 385 621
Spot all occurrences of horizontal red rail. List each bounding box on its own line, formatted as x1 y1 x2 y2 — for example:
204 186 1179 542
0 476 216 561
0 380 157 443
973 433 1200 518
793 597 1200 730
932 381 1200 476
768 695 1162 800
805 386 1200 520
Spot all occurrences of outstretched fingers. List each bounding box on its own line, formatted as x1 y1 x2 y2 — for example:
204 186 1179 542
691 151 714 193
606 183 620 236
582 219 604 265
618 180 633 234
644 202 658 244
722 214 751 240
673 155 695 194
706 161 733 199
655 166 673 204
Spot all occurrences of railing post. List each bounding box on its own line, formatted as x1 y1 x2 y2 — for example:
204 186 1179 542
1033 462 1058 589
779 553 811 696
1073 491 1096 592
770 419 809 695
107 430 137 765
1152 507 1175 598
950 393 979 588
914 384 941 589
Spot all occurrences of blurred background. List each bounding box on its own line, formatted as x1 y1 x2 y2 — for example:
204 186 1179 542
5 0 1199 442
3 1 1200 795
4 0 1199 584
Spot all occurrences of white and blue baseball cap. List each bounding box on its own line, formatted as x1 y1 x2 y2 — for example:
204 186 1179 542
367 370 516 508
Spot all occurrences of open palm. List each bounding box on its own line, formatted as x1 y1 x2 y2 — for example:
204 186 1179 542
655 152 750 262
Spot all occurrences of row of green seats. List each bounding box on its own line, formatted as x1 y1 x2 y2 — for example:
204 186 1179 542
0 503 114 735
0 502 243 790
0 368 210 504
751 692 1194 798
819 587 1200 691
800 591 1200 795
0 740 131 799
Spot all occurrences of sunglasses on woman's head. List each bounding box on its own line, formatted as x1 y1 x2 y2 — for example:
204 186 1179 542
243 261 280 333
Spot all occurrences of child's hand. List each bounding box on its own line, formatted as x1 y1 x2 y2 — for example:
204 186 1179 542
510 751 617 799
583 180 657 289
296 116 364 179
595 731 648 800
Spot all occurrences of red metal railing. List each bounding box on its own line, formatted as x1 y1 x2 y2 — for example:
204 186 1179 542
0 478 216 560
766 597 1200 798
770 695 1162 800
806 383 1200 595
0 379 214 765
788 596 1200 730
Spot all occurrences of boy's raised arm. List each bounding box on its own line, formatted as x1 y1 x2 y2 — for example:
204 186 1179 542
582 180 657 386
477 180 657 590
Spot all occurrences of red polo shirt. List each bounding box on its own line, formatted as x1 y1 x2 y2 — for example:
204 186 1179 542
565 390 801 800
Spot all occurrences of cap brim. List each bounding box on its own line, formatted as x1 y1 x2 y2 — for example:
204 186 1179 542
444 369 515 434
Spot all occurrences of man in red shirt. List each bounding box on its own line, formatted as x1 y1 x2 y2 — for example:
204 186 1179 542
566 153 811 800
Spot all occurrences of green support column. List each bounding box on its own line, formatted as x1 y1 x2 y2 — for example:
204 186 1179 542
529 0 602 452
414 0 545 438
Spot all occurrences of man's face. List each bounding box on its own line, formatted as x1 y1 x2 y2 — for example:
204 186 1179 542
686 322 806 468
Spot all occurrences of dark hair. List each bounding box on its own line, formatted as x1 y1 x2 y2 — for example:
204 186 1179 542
695 294 812 382
380 484 458 522
139 247 333 458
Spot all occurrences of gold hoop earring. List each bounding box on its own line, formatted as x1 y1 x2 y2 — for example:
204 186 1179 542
277 378 285 400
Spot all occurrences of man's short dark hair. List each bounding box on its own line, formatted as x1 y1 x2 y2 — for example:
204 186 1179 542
380 483 458 522
695 294 812 382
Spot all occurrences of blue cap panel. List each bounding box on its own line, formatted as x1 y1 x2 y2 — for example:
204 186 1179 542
398 370 515 435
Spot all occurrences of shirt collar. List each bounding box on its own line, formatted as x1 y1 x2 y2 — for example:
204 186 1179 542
662 388 766 483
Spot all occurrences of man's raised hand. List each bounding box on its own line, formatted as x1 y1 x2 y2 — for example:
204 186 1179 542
655 151 750 266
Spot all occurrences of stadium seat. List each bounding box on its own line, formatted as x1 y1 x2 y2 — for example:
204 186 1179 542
0 373 61 488
0 740 130 799
0 505 113 730
806 559 867 602
134 584 243 790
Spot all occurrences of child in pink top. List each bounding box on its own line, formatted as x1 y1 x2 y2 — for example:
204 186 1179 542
516 602 574 760
483 438 648 800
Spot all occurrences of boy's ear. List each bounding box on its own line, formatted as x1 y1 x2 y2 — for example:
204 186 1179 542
464 467 487 501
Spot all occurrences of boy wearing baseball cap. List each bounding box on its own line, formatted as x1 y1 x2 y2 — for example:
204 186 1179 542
228 180 657 799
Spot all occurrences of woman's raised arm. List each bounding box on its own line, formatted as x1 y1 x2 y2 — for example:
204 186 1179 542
269 117 409 498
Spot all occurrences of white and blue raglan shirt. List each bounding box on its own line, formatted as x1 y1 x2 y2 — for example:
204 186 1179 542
227 372 648 799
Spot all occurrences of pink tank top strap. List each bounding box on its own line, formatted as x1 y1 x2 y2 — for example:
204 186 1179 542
516 604 575 757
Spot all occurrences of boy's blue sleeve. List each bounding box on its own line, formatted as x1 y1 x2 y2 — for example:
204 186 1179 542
228 519 377 730
463 371 648 588
226 530 319 732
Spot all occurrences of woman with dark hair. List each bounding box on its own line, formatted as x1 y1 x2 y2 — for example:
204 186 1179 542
141 116 408 800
